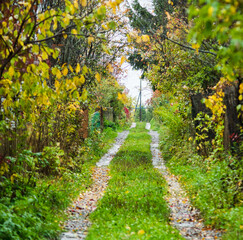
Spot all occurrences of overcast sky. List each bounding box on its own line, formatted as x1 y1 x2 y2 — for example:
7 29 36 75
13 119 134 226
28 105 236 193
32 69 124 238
120 0 154 106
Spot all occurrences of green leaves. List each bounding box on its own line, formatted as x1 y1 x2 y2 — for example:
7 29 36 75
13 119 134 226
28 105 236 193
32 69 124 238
188 0 243 81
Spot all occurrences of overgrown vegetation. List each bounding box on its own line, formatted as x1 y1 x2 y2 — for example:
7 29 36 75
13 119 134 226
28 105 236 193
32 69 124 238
0 1 132 238
150 102 242 239
128 0 242 238
87 123 183 240
0 127 119 239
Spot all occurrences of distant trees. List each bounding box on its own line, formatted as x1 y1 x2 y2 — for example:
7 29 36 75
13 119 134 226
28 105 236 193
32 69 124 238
128 0 242 154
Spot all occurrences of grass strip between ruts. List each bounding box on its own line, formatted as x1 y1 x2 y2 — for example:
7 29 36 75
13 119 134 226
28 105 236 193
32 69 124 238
86 122 183 240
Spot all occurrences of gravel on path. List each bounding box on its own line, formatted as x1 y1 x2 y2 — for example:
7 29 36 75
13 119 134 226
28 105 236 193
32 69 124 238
60 124 134 240
96 130 129 167
148 125 222 240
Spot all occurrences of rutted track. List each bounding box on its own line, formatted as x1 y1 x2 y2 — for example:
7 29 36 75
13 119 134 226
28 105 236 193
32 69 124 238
60 124 134 240
147 123 222 240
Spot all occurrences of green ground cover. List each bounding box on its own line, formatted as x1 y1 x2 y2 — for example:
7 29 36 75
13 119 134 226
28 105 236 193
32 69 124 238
0 128 118 240
87 122 183 240
151 121 243 240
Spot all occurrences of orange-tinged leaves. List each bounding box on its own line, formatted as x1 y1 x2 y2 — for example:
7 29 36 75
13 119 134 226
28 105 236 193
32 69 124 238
95 72 101 82
168 0 173 5
62 67 68 76
165 11 171 20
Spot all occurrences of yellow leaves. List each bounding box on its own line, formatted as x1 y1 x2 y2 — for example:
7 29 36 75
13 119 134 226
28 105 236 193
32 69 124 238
192 43 200 53
76 63 81 73
74 0 79 9
118 92 128 104
205 90 225 122
81 88 88 101
74 75 85 86
120 56 126 65
0 162 9 175
69 65 74 73
32 44 39 54
80 75 86 84
101 24 109 30
1 79 12 87
168 0 173 5
65 79 76 91
80 0 87 7
137 229 145 235
52 67 62 79
208 6 214 16
230 6 236 14
127 34 131 43
117 92 122 100
63 13 71 25
136 36 142 44
165 11 171 20
107 63 114 73
95 72 101 82
63 32 68 39
55 80 61 94
82 65 89 75
8 66 14 77
239 95 243 101
141 35 150 42
62 66 68 76
2 21 7 28
239 83 243 94
10 173 18 183
88 36 94 45
71 29 78 35
53 17 57 30
42 51 48 60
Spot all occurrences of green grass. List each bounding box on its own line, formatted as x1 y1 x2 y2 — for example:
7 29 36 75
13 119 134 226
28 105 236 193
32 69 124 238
87 122 183 240
0 127 119 240
154 122 243 240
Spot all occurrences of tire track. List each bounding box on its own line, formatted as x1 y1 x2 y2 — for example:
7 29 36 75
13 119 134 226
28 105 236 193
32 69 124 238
147 123 222 240
60 124 135 240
